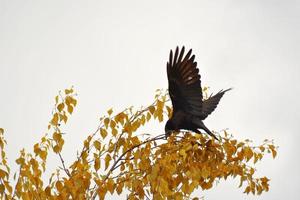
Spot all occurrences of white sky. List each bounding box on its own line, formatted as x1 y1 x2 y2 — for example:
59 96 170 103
0 0 299 199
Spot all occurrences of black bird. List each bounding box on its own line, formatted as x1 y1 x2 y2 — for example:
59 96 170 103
165 46 231 140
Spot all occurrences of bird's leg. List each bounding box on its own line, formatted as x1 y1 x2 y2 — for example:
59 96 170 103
200 125 218 141
191 118 219 140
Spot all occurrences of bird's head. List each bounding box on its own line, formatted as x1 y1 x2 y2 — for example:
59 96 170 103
165 119 175 138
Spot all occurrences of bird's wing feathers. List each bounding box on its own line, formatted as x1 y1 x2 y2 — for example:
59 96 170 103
201 88 232 119
167 46 203 116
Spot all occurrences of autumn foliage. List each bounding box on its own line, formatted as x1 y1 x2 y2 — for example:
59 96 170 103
0 87 277 199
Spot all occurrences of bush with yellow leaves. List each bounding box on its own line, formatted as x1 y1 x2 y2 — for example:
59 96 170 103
0 87 277 199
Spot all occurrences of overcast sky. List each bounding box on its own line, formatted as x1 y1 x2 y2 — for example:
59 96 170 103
1 0 299 199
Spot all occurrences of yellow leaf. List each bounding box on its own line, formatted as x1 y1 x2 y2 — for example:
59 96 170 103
65 96 77 107
104 118 110 128
98 186 107 200
94 140 101 150
108 142 114 152
39 150 47 161
156 100 164 110
0 184 4 194
250 167 255 175
56 181 63 191
15 178 22 193
258 153 263 160
268 145 277 158
239 176 246 188
53 132 62 141
34 143 41 155
131 121 140 132
105 154 111 170
179 149 187 160
120 163 125 171
60 114 68 123
201 166 210 179
244 147 253 161
271 149 277 158
67 105 73 114
106 178 115 194
110 120 116 130
116 181 123 195
71 97 77 106
244 186 251 194
140 115 146 125
84 137 91 149
65 88 73 95
174 193 183 200
45 186 51 196
253 153 258 164
157 111 163 122
51 113 59 126
114 112 127 125
94 156 100 171
4 181 12 194
257 185 263 195
100 128 108 139
260 177 269 183
166 106 172 118
0 169 7 179
58 138 64 149
131 136 140 145
22 193 31 200
53 145 61 153
231 139 237 145
159 178 171 195
107 108 113 115
112 128 118 137
259 146 265 152
57 103 65 112
146 112 151 121
15 157 25 165
148 106 155 114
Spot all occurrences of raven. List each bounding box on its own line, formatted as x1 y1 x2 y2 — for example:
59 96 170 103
165 46 231 140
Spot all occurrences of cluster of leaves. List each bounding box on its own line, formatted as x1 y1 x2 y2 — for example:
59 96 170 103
0 88 277 199
0 87 77 199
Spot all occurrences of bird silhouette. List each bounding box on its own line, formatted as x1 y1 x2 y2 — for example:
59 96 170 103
165 46 231 140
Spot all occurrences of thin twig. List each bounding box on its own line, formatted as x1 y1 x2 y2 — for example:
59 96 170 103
91 134 165 200
58 152 70 177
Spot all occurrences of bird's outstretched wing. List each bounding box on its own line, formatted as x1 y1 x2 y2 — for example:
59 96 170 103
201 88 232 119
167 46 203 116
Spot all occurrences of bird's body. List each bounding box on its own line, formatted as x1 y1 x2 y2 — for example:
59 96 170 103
165 46 231 139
